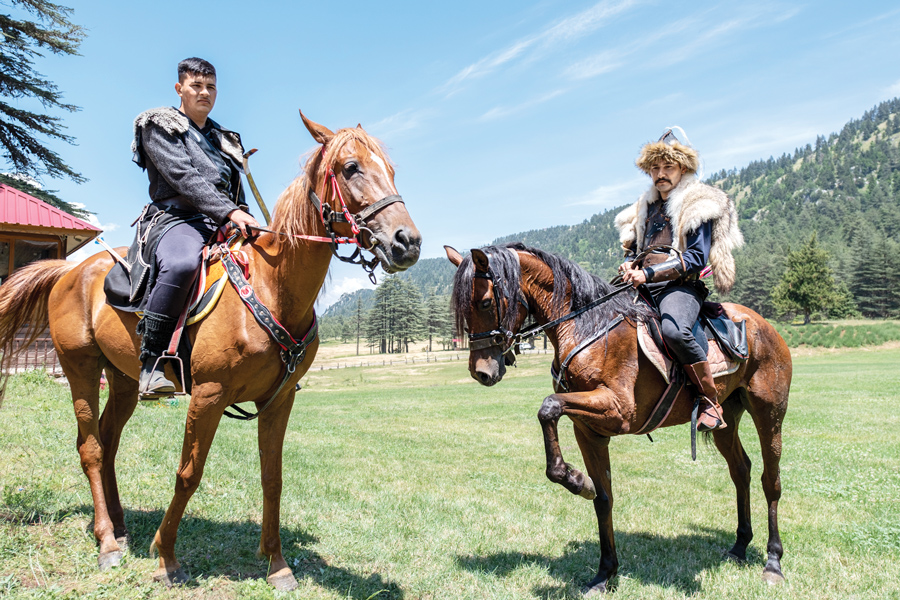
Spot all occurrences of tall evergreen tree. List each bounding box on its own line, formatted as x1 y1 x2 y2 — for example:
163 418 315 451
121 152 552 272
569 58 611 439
771 233 839 324
1 1 85 185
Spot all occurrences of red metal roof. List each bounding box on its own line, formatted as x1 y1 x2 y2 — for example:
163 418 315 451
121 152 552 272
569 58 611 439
0 183 101 234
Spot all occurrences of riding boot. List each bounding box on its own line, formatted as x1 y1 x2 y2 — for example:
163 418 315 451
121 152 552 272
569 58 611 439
136 311 178 398
684 361 726 432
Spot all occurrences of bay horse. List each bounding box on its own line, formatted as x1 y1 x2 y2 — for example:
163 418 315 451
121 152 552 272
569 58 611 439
0 113 421 590
445 242 790 595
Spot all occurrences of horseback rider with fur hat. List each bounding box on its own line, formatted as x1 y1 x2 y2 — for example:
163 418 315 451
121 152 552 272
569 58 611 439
615 129 743 431
121 57 259 397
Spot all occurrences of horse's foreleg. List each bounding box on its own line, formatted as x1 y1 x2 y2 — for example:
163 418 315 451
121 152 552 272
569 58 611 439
98 367 139 550
68 362 122 570
573 421 618 596
256 392 297 592
151 389 223 587
538 389 623 499
711 391 753 561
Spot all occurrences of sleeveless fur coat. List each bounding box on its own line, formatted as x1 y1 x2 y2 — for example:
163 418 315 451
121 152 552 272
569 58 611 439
614 174 743 294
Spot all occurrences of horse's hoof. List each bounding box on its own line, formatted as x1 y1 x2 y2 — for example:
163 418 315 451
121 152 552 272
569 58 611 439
762 567 785 585
267 568 299 591
115 534 131 554
98 550 123 571
724 550 746 563
153 567 189 587
582 581 608 596
579 475 597 500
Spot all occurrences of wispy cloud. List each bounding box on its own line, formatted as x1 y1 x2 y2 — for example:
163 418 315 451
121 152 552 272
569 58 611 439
886 79 900 99
368 108 438 140
479 89 567 121
440 0 641 94
567 177 646 207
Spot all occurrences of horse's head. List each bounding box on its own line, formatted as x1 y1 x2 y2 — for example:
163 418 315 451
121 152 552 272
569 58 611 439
446 245 530 386
299 111 421 273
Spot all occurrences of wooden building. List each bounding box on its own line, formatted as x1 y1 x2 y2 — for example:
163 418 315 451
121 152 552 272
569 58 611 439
1 183 102 373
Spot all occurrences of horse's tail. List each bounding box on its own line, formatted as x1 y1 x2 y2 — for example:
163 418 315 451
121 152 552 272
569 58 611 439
0 260 77 403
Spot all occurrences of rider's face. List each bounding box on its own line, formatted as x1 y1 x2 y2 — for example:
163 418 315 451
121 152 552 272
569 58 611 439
649 161 686 198
175 74 217 127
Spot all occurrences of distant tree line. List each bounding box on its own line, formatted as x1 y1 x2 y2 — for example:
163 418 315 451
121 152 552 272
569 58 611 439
318 275 455 353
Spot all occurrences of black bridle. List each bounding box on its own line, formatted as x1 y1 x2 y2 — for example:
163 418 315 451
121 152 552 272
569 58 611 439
466 253 631 357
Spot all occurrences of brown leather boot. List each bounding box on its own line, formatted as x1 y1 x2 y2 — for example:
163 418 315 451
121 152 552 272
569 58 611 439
684 361 726 432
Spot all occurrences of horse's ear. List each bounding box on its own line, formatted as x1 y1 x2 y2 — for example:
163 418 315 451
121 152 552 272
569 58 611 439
471 249 490 272
299 110 334 145
444 245 463 267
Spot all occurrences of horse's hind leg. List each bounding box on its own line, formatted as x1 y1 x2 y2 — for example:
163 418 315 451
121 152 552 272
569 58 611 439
746 383 788 584
65 354 124 570
711 389 753 561
98 367 140 550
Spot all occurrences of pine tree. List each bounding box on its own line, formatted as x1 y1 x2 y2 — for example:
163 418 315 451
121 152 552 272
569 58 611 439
1 1 86 184
423 292 452 351
771 233 839 324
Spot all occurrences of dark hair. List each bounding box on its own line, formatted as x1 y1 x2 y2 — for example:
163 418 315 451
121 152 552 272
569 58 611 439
177 57 216 82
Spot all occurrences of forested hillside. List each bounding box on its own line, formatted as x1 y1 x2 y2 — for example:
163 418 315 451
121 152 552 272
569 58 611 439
324 98 900 324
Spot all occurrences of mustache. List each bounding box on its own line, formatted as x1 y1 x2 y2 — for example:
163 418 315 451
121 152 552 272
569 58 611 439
655 178 672 185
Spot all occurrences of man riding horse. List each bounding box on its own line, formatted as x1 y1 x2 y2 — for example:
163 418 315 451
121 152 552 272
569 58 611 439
123 58 260 397
615 129 743 432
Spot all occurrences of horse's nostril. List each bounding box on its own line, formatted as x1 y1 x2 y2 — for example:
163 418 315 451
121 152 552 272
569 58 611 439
477 371 491 385
394 227 410 248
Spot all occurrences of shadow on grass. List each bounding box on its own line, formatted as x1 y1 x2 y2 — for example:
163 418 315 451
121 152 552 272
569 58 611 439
456 527 764 597
54 504 402 599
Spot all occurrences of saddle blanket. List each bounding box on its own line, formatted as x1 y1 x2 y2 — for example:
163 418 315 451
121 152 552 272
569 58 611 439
637 322 740 384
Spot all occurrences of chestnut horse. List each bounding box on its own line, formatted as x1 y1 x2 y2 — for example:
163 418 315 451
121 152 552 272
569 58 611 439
446 242 790 595
0 113 421 590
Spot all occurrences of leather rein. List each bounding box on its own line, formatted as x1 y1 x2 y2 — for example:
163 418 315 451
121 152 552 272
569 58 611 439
466 254 632 359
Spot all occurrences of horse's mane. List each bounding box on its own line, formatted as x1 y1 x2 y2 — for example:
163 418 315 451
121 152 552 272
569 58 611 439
452 242 655 341
270 127 395 247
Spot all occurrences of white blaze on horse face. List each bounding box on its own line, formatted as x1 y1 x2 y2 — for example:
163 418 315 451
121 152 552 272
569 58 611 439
369 151 397 194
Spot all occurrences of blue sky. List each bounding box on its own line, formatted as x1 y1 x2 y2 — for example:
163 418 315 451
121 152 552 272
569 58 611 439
10 1 900 307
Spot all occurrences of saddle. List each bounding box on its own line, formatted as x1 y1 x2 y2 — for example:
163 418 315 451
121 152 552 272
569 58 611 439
633 302 748 436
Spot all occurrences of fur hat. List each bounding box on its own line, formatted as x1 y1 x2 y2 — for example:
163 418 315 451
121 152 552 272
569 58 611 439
636 129 699 174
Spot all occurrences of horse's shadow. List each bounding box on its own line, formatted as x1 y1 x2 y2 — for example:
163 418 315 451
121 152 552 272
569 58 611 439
456 527 764 598
76 505 403 599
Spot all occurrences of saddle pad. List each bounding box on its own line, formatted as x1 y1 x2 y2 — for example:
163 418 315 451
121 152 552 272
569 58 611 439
638 322 740 383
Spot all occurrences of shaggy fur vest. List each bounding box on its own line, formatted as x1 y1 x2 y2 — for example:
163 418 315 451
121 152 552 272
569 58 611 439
614 175 743 294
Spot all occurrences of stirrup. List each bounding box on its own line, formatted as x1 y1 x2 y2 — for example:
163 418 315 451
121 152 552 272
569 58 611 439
138 354 186 400
696 398 726 432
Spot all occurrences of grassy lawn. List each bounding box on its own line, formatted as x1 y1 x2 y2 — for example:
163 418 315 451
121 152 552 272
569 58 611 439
1 346 898 599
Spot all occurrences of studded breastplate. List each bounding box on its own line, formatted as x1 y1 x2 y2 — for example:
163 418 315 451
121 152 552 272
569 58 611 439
642 201 673 267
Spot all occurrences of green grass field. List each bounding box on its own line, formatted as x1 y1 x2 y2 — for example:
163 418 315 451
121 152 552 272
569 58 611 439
1 346 899 599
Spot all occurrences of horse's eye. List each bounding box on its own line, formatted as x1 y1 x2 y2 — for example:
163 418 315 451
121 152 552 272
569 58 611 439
480 299 492 310
343 162 359 177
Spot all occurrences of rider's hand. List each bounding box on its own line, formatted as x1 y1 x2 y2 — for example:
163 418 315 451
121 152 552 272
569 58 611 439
228 209 260 238
622 268 647 288
619 261 634 273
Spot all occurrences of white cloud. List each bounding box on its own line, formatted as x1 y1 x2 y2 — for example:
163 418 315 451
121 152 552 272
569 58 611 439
886 79 900 99
315 275 376 311
368 108 437 140
567 177 646 208
479 89 566 122
440 0 640 94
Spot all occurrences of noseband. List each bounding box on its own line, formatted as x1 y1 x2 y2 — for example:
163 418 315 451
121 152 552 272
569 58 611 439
307 150 405 283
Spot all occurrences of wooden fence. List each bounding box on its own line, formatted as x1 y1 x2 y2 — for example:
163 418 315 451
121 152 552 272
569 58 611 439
7 331 62 375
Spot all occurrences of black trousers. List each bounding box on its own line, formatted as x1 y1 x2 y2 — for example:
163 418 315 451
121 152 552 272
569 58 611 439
656 283 708 365
144 219 216 319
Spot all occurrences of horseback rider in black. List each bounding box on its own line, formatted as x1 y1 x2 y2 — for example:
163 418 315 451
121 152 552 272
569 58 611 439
615 130 743 431
128 58 259 397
